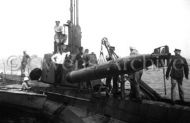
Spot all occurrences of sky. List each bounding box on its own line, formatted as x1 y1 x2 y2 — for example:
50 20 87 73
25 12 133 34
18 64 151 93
0 0 190 59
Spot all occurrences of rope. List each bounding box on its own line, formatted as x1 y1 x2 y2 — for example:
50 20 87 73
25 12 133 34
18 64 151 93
98 51 106 64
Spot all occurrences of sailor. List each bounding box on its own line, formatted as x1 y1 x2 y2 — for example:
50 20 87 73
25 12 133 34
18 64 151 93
106 74 119 97
105 46 119 97
83 49 90 67
83 49 92 90
54 21 63 53
89 52 98 65
0 72 4 82
129 46 138 56
166 48 189 104
21 51 30 77
63 52 73 71
54 21 63 39
75 47 84 70
51 51 66 85
75 47 85 90
128 46 142 101
60 33 67 52
21 76 31 90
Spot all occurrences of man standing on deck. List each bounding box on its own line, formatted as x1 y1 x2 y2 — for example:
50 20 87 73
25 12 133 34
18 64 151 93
75 47 85 90
166 49 189 104
51 51 66 85
105 46 119 97
83 49 92 90
128 47 143 101
21 51 30 77
75 47 84 70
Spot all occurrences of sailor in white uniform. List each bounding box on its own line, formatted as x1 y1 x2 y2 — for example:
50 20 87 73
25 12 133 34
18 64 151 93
51 52 67 85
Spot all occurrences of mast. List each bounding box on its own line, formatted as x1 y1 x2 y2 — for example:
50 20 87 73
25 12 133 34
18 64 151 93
70 0 73 24
73 0 76 25
68 0 81 54
76 0 79 25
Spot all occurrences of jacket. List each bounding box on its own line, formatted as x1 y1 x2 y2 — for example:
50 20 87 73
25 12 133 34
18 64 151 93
166 55 189 80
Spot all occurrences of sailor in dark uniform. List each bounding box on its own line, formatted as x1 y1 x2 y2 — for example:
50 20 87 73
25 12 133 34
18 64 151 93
105 46 119 97
75 47 85 90
128 47 142 101
166 48 189 104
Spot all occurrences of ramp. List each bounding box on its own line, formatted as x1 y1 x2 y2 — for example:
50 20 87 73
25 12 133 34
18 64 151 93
139 80 162 101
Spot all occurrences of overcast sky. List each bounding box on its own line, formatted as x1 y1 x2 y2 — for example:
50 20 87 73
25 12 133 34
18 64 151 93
0 0 190 59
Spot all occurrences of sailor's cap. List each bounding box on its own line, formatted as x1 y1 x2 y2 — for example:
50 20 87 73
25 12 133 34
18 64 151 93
174 48 181 52
129 46 136 50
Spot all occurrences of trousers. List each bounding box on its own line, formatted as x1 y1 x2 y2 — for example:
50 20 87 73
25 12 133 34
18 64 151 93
171 78 184 102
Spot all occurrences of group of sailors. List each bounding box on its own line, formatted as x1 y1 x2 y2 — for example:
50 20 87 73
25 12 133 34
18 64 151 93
53 20 98 89
105 46 189 103
104 46 142 100
51 45 97 89
53 20 190 102
128 47 189 103
19 20 189 104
